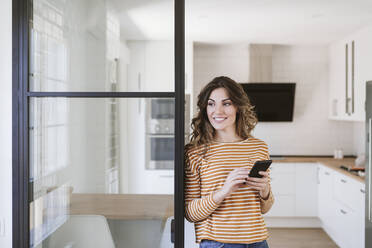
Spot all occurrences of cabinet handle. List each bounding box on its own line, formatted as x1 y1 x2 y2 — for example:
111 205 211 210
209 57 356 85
361 189 365 194
345 43 349 115
317 167 320 184
340 209 347 215
340 179 347 183
325 172 330 176
351 40 355 114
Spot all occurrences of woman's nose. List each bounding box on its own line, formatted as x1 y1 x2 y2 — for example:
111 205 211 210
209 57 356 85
215 104 224 114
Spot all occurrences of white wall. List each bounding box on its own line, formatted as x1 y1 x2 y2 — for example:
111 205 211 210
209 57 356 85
194 43 357 156
193 43 250 115
0 0 12 246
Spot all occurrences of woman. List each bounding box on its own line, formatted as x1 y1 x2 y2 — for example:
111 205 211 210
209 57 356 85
185 76 274 248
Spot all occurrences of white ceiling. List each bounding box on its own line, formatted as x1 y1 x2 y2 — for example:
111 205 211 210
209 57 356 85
110 0 372 45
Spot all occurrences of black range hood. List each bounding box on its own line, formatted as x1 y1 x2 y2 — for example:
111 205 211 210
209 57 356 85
240 83 296 122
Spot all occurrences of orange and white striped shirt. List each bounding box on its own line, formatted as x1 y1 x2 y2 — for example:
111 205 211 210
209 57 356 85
184 136 274 244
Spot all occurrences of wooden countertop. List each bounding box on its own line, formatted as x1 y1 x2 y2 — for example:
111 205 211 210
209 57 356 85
70 157 364 220
271 156 364 183
70 194 173 220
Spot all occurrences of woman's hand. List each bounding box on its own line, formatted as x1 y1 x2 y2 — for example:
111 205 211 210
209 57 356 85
213 167 249 204
245 171 270 199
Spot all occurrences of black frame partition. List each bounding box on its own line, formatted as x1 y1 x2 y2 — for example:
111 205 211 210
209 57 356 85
12 0 185 247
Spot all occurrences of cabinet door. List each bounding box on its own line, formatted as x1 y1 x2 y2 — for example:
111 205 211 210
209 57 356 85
270 163 295 196
127 41 146 91
265 163 295 217
264 195 295 217
353 26 372 121
334 201 354 248
329 25 372 121
318 165 333 226
333 171 356 210
144 41 174 91
295 163 318 216
329 42 346 119
349 181 365 248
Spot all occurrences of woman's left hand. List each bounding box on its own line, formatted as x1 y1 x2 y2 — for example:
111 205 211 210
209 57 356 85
245 171 270 199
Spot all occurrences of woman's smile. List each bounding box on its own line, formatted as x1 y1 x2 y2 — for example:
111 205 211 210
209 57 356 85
207 88 237 133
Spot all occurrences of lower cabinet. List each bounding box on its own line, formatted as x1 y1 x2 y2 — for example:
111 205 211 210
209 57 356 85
266 162 365 248
265 162 317 217
318 164 365 248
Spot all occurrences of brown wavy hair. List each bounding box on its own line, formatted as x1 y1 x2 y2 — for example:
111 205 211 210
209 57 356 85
185 76 258 155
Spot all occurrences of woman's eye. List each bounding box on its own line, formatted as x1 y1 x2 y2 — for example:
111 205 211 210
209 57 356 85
208 102 214 106
224 102 231 106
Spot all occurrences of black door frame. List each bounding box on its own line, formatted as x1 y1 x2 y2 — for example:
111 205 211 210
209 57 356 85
12 0 185 247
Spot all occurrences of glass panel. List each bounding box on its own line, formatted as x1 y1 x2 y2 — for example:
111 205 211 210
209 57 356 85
29 97 177 247
30 0 174 92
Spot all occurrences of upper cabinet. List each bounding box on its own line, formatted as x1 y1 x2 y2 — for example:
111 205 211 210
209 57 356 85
127 40 193 93
329 25 372 121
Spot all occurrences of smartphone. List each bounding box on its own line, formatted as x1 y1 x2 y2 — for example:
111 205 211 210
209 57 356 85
248 160 272 178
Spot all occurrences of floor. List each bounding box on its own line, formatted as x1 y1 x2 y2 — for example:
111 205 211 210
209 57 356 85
267 228 338 248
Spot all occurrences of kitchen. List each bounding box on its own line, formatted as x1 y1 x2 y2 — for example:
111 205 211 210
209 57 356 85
4 0 372 247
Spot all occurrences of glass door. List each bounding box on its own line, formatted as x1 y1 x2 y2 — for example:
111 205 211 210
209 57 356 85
13 0 185 247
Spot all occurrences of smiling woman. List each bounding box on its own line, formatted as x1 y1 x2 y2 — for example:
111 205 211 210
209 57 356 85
185 76 274 248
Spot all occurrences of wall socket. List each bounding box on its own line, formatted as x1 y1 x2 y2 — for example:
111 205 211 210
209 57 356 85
0 218 5 237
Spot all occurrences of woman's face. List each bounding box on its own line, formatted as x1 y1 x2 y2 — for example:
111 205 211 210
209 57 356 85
206 87 237 133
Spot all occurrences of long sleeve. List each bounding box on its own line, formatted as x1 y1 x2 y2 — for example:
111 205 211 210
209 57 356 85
260 144 274 214
184 151 219 223
260 184 274 214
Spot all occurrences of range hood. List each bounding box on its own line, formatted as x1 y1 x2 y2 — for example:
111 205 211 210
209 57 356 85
249 44 273 82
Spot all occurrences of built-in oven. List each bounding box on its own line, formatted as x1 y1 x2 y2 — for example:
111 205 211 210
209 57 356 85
145 98 175 170
146 134 174 170
145 96 190 170
147 98 175 134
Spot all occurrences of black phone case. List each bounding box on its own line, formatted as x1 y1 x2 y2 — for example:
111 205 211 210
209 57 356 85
249 160 272 178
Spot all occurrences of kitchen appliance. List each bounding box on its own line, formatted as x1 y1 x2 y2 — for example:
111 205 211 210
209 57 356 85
365 81 372 247
145 95 190 170
240 83 296 122
145 98 175 170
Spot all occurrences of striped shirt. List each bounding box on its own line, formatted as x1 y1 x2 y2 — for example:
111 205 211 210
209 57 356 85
184 136 274 244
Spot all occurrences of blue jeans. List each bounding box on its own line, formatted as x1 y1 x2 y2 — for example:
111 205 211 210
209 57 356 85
200 239 269 248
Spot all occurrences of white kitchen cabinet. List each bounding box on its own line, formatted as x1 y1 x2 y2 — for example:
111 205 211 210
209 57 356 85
265 163 317 217
333 201 354 248
318 164 365 248
328 24 372 121
127 41 146 91
127 40 173 91
127 40 194 93
265 163 295 217
318 165 334 230
295 163 318 216
144 41 174 92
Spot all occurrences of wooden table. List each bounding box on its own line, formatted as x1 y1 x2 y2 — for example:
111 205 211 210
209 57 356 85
70 194 174 220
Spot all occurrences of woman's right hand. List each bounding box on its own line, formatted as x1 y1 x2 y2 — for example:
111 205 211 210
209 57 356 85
212 167 249 204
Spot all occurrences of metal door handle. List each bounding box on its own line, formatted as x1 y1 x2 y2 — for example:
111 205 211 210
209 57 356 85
351 41 355 114
340 179 347 183
171 218 175 243
369 118 372 221
340 209 347 215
